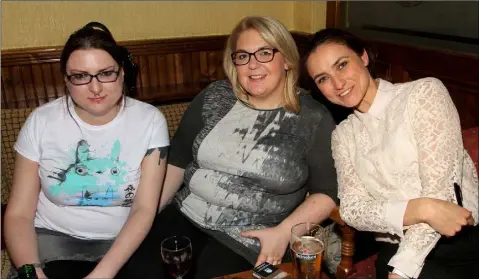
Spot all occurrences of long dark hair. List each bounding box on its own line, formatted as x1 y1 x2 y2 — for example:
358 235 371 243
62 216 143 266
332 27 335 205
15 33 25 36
303 28 376 78
60 21 138 97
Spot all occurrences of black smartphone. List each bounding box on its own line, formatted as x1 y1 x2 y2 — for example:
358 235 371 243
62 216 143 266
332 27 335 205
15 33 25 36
252 262 291 279
454 183 463 207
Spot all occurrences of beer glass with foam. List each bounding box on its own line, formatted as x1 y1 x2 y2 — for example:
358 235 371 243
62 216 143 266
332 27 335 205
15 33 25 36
290 222 326 279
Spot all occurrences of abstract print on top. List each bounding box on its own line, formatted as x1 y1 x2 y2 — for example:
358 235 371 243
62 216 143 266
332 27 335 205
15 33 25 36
170 80 338 256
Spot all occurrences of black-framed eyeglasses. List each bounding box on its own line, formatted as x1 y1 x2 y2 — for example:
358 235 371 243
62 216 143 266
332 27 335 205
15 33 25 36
231 48 279 66
66 69 121 86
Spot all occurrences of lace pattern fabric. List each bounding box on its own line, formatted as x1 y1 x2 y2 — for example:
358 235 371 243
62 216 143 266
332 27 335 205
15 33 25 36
333 78 478 277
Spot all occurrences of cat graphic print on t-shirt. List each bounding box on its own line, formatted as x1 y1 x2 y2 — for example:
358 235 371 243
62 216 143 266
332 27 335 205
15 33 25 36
47 139 132 206
14 96 169 238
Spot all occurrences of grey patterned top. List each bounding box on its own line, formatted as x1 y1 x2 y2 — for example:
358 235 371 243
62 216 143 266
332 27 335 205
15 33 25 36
169 80 338 263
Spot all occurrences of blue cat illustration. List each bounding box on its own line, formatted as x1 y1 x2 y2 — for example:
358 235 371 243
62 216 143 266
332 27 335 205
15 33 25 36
48 139 127 206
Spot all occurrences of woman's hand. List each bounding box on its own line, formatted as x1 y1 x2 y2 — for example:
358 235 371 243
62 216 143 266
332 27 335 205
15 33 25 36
36 267 48 279
84 268 114 279
422 198 474 237
241 226 290 266
388 273 406 279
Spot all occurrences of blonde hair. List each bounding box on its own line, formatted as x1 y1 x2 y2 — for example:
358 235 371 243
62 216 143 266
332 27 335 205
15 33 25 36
223 16 300 113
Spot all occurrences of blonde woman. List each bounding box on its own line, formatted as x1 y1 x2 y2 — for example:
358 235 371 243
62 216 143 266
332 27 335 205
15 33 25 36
131 16 339 278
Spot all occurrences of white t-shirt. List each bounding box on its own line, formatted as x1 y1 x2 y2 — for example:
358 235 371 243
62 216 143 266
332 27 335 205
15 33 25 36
14 96 169 240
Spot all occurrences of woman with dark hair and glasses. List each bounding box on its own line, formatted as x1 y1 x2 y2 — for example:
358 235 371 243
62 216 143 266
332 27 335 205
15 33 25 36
4 22 169 279
128 16 339 278
304 28 478 279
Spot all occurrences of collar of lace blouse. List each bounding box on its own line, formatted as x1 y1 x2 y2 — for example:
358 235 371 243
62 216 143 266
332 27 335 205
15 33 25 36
357 78 396 119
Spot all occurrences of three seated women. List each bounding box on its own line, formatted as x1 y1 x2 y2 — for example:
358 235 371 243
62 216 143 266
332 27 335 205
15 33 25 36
4 16 477 279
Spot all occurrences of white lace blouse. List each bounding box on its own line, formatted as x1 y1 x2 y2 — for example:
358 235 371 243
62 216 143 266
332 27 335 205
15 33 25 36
332 77 478 278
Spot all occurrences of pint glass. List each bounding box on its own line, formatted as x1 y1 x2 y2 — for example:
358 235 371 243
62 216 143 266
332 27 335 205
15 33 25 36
290 222 326 279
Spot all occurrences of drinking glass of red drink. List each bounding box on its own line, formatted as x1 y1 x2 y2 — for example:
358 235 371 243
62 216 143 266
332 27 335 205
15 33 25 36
161 235 192 279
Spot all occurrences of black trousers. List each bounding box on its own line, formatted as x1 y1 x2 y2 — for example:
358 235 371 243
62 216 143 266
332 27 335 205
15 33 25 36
375 225 479 279
43 260 97 279
43 204 252 279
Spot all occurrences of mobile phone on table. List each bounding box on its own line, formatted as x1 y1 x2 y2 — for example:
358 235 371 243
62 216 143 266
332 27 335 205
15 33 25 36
252 262 291 279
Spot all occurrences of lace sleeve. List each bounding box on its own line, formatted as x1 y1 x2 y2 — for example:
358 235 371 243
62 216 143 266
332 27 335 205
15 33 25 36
332 129 393 234
388 78 463 277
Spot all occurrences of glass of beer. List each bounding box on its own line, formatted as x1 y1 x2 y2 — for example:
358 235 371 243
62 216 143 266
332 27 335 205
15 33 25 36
290 222 326 279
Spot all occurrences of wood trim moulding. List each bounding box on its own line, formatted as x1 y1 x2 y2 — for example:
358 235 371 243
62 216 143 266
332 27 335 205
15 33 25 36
2 32 478 128
1 35 230 67
0 33 311 69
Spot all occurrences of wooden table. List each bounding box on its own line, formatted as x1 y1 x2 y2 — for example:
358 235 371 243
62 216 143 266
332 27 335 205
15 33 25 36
213 262 331 279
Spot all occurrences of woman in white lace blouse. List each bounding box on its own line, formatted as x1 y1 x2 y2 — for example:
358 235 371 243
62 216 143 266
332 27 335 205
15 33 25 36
304 28 478 279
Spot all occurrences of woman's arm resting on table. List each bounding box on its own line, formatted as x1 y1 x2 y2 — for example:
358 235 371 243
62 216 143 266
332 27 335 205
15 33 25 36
4 153 48 278
242 193 336 266
87 146 168 278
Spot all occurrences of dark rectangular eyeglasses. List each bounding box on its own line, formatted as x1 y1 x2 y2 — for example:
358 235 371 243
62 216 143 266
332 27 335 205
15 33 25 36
231 48 279 66
66 69 121 86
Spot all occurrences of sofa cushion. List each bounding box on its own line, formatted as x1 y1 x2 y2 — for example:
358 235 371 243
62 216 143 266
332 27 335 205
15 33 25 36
1 108 35 204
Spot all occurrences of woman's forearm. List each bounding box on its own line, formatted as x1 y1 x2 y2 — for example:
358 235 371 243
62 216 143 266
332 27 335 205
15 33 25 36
92 207 156 278
6 154 43 271
158 165 185 211
403 198 428 226
403 197 473 237
277 193 336 234
91 148 167 278
4 215 41 268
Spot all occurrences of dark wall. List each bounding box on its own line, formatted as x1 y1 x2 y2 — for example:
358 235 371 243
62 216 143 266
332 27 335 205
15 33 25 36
346 1 478 39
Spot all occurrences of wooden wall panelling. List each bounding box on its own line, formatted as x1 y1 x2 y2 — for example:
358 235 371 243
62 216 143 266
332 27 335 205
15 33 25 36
373 61 392 81
165 54 177 87
207 51 219 81
369 40 479 83
30 64 47 105
368 39 479 128
149 54 160 89
174 53 183 85
1 76 8 108
1 35 230 108
2 33 478 128
156 55 167 89
191 51 202 84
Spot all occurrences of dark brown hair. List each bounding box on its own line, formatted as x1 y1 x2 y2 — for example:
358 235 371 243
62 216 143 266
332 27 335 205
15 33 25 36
303 28 376 78
60 21 138 97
